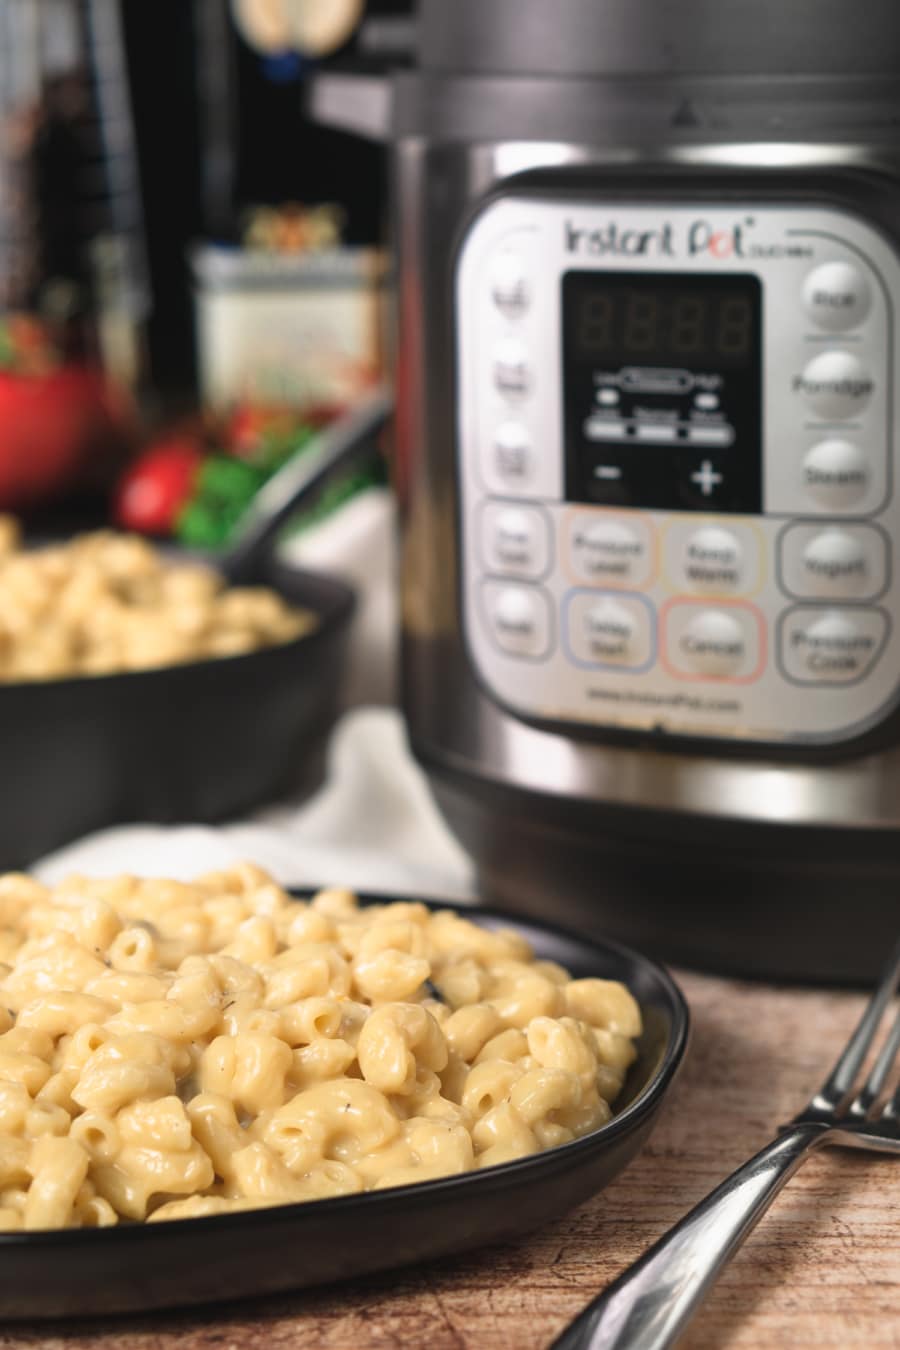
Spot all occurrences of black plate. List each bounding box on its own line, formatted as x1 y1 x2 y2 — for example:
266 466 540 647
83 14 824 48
0 897 688 1319
0 557 355 870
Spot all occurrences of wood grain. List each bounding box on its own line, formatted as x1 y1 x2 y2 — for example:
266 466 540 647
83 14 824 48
2 971 899 1349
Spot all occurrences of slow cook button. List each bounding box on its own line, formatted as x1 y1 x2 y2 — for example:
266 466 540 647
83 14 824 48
568 515 653 587
681 526 744 592
780 607 887 685
480 502 551 578
482 581 552 659
671 609 749 678
566 594 653 669
794 351 874 421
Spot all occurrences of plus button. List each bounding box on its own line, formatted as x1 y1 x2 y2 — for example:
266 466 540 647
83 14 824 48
690 459 724 497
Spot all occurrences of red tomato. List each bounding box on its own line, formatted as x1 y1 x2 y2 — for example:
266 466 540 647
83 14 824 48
113 438 204 535
0 366 123 509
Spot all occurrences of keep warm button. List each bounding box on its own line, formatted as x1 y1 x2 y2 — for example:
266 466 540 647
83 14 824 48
780 607 887 685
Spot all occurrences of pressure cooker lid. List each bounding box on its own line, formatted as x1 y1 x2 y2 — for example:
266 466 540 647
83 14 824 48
418 0 900 78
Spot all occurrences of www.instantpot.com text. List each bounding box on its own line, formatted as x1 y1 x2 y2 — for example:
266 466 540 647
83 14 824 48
587 687 741 716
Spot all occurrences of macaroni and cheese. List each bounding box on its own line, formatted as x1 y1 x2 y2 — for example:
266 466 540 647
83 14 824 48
0 866 641 1229
0 518 314 681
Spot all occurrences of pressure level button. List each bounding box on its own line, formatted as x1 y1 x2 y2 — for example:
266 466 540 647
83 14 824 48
802 262 871 332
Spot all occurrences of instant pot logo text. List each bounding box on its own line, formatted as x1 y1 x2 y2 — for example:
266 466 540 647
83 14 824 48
564 217 813 261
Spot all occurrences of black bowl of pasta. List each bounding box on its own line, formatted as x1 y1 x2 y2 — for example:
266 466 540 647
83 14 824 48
0 892 689 1319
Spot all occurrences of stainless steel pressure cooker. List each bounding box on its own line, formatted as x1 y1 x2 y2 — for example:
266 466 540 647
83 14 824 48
316 0 900 979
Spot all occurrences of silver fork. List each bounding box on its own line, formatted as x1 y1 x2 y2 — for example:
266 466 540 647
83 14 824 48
550 938 900 1350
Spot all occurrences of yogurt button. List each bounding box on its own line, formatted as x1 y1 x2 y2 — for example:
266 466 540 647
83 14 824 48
678 610 747 676
803 440 869 509
683 526 743 591
802 261 871 332
795 351 874 420
801 528 868 594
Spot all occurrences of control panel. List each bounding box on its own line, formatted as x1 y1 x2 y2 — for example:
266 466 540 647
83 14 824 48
455 199 900 744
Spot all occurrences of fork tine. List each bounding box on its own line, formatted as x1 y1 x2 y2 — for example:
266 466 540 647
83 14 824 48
848 1005 900 1118
809 936 900 1114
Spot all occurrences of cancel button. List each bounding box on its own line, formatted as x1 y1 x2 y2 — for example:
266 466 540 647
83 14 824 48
679 610 747 677
781 606 887 685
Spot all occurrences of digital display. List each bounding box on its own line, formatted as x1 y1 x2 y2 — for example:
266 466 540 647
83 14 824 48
563 272 760 371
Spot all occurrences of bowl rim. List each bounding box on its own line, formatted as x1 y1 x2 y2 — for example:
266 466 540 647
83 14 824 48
0 893 689 1249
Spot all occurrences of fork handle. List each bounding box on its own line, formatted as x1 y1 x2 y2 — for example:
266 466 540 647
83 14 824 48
550 1122 828 1350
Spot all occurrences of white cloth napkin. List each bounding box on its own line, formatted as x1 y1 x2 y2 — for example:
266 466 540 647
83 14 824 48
34 707 477 902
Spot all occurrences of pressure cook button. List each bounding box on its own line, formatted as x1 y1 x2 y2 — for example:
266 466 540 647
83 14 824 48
568 516 653 587
682 527 744 592
482 582 551 659
490 253 530 318
795 351 874 420
802 439 870 509
493 339 531 397
677 610 747 677
780 607 887 685
480 502 551 579
802 261 871 332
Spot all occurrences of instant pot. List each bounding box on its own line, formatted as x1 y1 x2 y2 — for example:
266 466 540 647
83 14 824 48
315 0 900 979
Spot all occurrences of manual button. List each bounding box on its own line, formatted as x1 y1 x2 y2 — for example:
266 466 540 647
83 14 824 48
780 606 887 685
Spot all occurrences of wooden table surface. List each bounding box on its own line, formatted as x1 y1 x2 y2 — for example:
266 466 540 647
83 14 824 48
2 970 898 1350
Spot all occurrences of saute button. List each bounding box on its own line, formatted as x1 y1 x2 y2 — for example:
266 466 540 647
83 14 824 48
802 439 870 509
795 351 874 420
566 594 653 669
802 261 871 332
482 582 552 659
681 526 744 592
780 607 886 685
490 253 530 318
493 339 531 397
676 610 747 677
480 502 551 579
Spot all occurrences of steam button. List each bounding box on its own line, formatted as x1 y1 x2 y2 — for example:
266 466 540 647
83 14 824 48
802 439 869 509
796 351 874 420
802 262 871 332
491 253 531 318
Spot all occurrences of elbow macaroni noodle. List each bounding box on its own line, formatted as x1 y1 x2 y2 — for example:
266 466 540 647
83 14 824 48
0 865 641 1229
0 518 315 681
